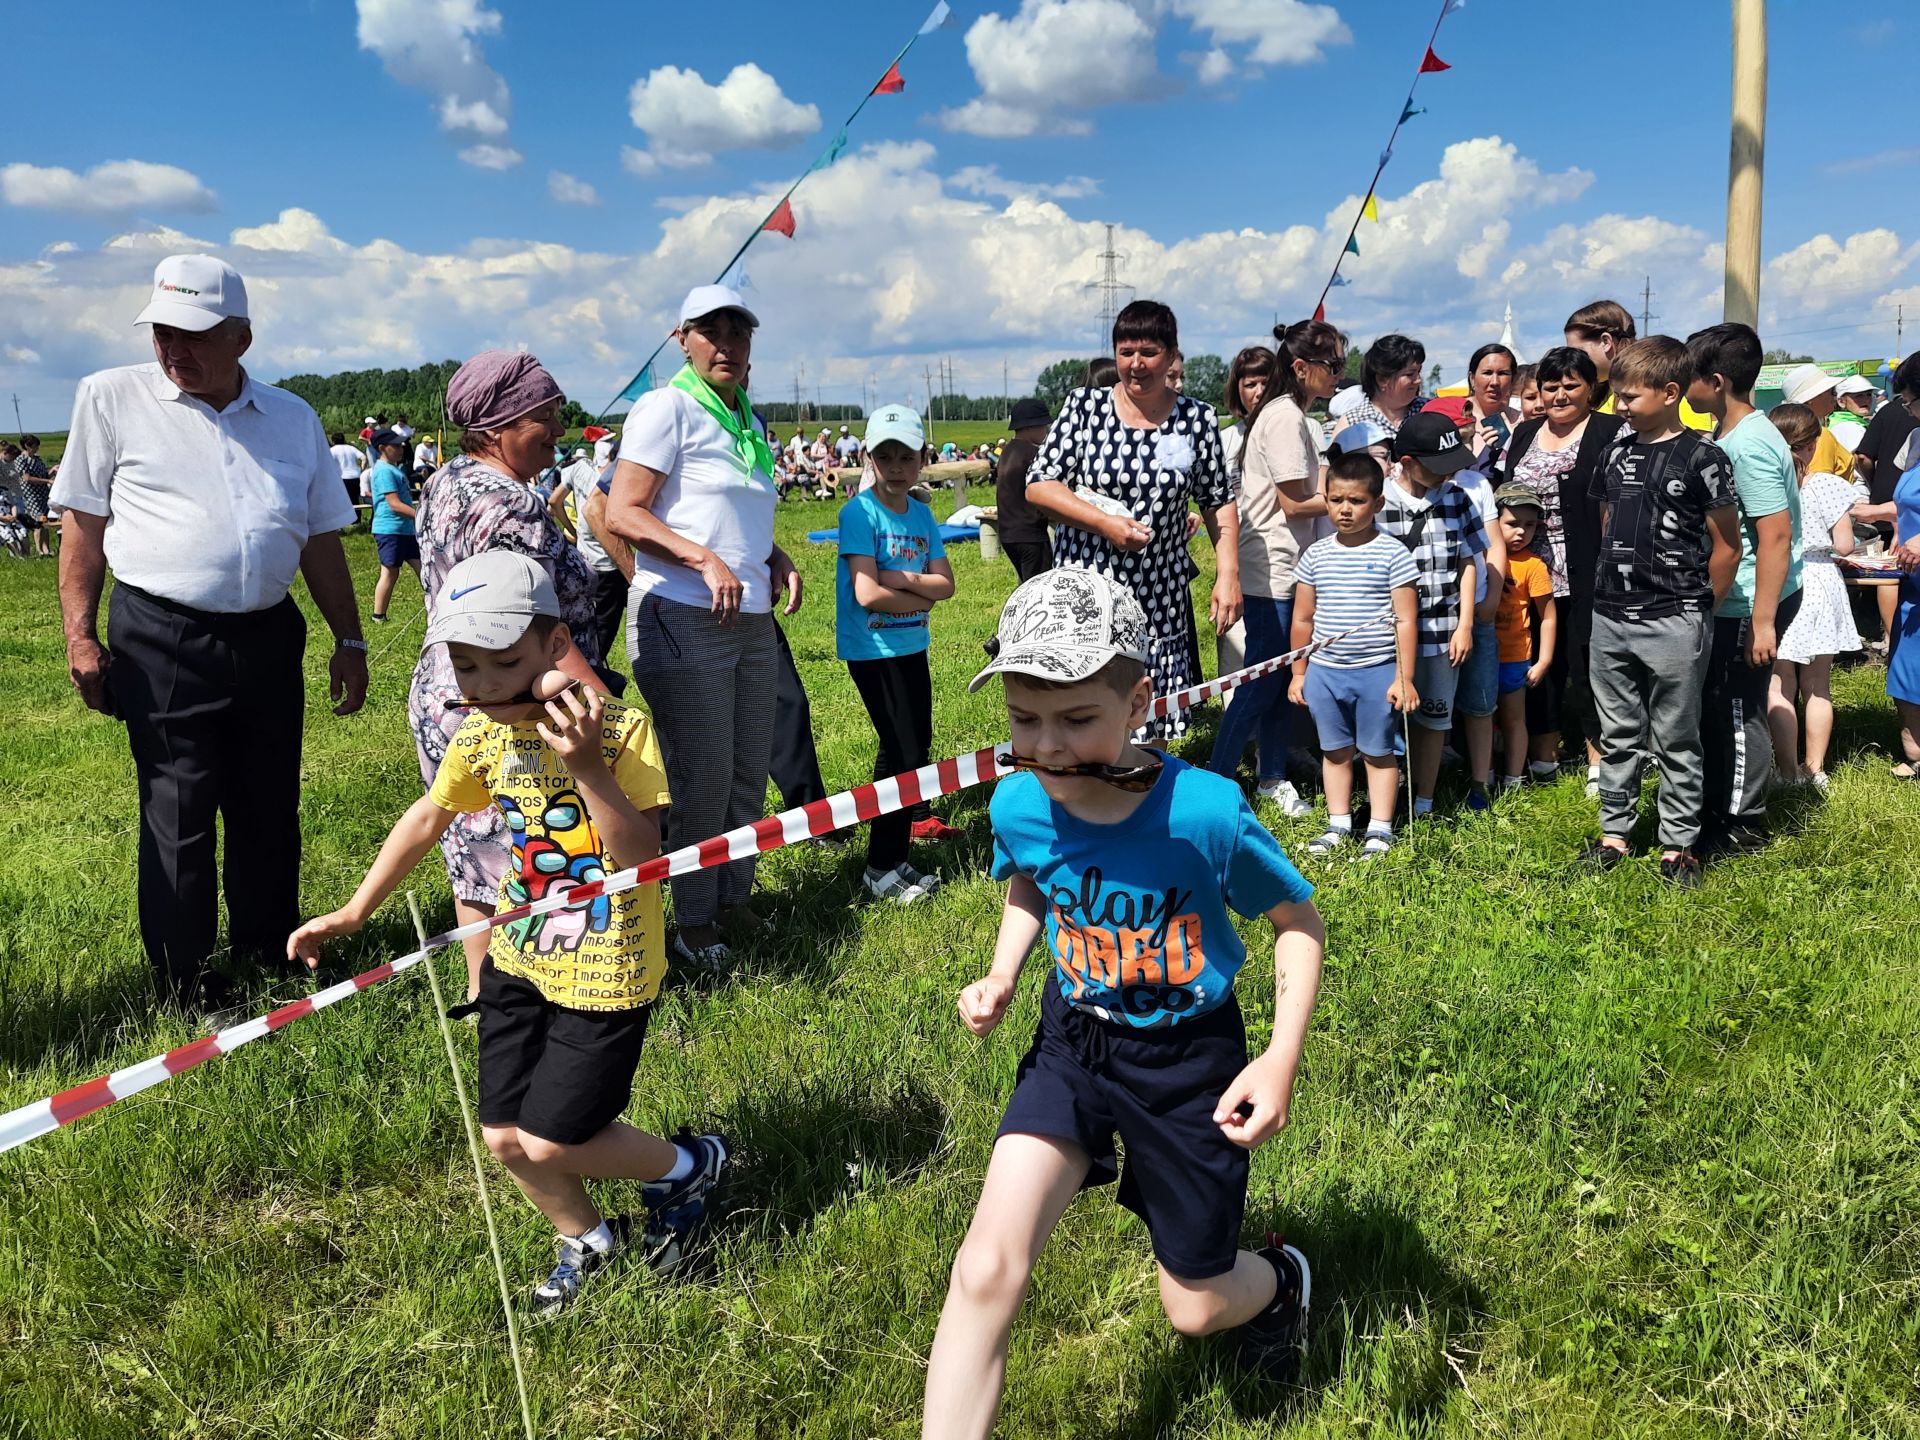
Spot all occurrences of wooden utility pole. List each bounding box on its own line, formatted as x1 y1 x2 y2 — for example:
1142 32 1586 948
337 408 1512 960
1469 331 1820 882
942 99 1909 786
1724 0 1766 327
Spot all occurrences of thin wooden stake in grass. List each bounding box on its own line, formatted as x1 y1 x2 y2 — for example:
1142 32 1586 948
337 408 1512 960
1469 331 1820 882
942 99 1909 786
407 891 537 1440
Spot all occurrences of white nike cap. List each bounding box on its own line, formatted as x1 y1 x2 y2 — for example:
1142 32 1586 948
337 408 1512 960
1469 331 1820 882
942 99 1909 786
424 551 560 650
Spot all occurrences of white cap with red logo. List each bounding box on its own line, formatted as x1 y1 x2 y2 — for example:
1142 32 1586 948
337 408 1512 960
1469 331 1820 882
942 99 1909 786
133 254 249 332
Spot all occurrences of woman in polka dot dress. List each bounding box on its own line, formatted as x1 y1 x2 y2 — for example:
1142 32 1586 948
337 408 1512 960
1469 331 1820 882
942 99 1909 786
1025 301 1243 737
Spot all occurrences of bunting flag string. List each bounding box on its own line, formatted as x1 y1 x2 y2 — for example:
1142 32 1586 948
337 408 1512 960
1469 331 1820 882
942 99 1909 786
596 0 957 422
1313 0 1462 318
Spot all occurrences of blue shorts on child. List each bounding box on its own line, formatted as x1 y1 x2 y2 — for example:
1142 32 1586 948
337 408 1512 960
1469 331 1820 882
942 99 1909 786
1304 660 1399 755
1498 660 1531 695
1000 978 1252 1279
376 534 420 568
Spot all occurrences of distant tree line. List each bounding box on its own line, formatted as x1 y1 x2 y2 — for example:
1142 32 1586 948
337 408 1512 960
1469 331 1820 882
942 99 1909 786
272 360 592 435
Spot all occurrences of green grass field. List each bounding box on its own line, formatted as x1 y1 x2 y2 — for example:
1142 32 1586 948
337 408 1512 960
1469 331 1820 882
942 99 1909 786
2 503 1917 1439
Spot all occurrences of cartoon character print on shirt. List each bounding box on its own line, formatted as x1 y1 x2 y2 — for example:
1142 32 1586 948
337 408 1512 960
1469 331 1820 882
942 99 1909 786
865 525 936 633
1047 864 1208 1026
497 788 613 955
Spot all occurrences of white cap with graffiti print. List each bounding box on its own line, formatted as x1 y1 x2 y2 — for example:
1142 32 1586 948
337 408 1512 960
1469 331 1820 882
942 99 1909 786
969 566 1149 691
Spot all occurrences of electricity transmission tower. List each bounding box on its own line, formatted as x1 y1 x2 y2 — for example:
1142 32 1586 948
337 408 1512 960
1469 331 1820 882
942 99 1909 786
1086 223 1134 351
1640 276 1658 334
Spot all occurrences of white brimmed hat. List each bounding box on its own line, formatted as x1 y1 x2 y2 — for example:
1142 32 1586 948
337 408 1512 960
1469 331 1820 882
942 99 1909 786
1834 373 1877 397
423 551 559 650
133 254 248 332
969 568 1149 692
1782 363 1838 406
678 283 759 329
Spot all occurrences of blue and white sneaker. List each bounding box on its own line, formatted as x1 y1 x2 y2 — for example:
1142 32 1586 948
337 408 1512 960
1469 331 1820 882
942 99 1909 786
529 1214 632 1316
642 1132 731 1242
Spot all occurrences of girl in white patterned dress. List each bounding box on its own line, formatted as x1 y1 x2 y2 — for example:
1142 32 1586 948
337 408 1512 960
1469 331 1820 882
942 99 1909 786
1766 403 1862 787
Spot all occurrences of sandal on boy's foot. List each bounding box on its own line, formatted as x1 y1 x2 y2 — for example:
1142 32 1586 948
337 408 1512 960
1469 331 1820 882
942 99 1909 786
670 931 732 975
642 1132 732 1242
1255 778 1315 818
1657 851 1703 891
1237 1237 1312 1384
1577 840 1628 872
1305 826 1351 856
899 862 943 896
1359 826 1395 857
529 1214 632 1317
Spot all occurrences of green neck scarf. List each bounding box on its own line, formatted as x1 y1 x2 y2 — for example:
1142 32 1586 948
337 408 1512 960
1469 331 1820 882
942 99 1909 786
670 364 775 480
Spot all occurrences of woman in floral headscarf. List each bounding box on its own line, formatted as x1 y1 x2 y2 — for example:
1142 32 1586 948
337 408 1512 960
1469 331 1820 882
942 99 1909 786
409 349 605 1000
1025 300 1241 737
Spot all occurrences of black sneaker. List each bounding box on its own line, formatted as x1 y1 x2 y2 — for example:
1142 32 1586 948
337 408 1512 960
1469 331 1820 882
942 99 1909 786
1698 826 1767 864
1237 1238 1311 1383
642 1132 731 1243
1658 851 1703 890
529 1214 632 1316
1577 840 1628 872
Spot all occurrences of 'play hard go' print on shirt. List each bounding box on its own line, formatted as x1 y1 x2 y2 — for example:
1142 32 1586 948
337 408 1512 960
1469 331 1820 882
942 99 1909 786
990 758 1313 1029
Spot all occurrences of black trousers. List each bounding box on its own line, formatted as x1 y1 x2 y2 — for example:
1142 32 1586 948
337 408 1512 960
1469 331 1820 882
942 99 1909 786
1700 589 1802 840
770 621 829 809
1003 540 1051 584
587 567 629 673
106 585 306 1002
847 653 933 870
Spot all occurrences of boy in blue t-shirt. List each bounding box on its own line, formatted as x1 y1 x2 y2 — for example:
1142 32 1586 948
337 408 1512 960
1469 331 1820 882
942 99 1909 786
922 569 1326 1434
835 404 956 904
367 429 420 623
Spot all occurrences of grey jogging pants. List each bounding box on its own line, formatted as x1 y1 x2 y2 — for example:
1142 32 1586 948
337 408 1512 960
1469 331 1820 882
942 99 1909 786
629 593 776 928
1588 609 1712 850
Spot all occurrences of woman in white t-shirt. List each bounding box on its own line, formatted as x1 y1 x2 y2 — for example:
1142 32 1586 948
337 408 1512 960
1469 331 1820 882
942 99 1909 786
1215 346 1277 689
1207 318 1346 814
603 285 802 970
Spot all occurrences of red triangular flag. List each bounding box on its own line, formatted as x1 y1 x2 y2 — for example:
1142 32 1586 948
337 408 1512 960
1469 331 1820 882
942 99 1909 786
1418 46 1450 73
1314 303 1326 323
872 62 905 95
762 197 796 238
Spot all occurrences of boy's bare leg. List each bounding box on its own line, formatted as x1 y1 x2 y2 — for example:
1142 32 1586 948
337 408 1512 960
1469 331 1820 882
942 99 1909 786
1408 724 1445 802
1319 746 1356 817
1156 1251 1279 1336
1362 754 1400 827
485 1121 678 1237
924 1134 1090 1440
373 565 398 617
1464 712 1494 787
1497 690 1527 780
1528 729 1561 766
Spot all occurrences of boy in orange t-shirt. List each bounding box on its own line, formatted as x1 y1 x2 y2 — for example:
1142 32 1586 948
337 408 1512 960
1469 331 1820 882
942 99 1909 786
1492 486 1557 791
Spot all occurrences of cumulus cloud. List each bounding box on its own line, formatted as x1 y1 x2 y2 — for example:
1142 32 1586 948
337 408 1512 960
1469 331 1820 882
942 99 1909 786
0 160 217 216
626 63 820 170
458 144 523 171
548 172 602 207
949 165 1099 202
1170 0 1350 66
356 0 514 149
941 0 1160 138
8 136 1917 432
1192 48 1235 85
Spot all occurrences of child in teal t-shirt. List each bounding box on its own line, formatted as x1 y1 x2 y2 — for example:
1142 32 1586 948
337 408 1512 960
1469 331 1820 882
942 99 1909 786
835 404 955 903
367 430 421 622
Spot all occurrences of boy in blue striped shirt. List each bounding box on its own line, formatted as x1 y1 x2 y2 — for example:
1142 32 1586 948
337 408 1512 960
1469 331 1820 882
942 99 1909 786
1288 452 1421 855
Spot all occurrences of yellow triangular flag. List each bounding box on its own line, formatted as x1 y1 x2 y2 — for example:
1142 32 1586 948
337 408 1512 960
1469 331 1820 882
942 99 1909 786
1361 193 1379 223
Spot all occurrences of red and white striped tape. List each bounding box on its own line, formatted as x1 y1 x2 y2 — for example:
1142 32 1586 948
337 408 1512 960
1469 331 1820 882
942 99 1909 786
0 613 1390 1156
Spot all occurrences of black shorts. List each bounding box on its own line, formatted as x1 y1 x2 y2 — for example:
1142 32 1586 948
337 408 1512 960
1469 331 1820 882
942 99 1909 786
475 961 652 1145
999 980 1250 1279
375 534 420 568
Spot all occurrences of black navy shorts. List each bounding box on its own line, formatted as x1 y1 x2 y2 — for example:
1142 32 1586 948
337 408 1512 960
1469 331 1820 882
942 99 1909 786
475 961 651 1145
375 533 420 568
999 979 1251 1279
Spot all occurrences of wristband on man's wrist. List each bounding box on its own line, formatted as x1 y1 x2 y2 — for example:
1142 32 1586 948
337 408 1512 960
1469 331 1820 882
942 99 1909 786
335 637 368 652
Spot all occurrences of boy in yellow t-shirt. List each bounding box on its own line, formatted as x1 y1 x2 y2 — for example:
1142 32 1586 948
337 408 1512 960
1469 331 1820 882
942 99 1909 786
288 551 728 1315
1490 487 1559 791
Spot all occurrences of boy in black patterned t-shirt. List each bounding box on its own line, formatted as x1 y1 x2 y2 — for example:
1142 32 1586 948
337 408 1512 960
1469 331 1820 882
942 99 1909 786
1581 338 1741 888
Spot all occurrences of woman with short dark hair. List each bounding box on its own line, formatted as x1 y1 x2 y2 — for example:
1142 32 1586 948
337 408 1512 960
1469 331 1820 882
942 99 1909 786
1025 300 1242 734
1344 333 1426 437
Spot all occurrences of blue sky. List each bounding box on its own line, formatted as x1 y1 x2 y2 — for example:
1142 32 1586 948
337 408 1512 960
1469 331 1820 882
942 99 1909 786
5 1 1918 429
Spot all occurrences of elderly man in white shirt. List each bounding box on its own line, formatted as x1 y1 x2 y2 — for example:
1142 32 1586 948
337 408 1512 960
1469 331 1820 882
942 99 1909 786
53 254 367 1014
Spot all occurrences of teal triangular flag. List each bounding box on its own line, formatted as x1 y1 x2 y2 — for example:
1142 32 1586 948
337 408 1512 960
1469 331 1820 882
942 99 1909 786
1401 103 1426 123
809 128 848 172
616 364 655 404
1344 236 1361 257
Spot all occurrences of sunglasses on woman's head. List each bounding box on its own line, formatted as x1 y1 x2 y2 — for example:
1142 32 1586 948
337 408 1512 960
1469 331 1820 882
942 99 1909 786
443 677 583 713
998 751 1163 792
